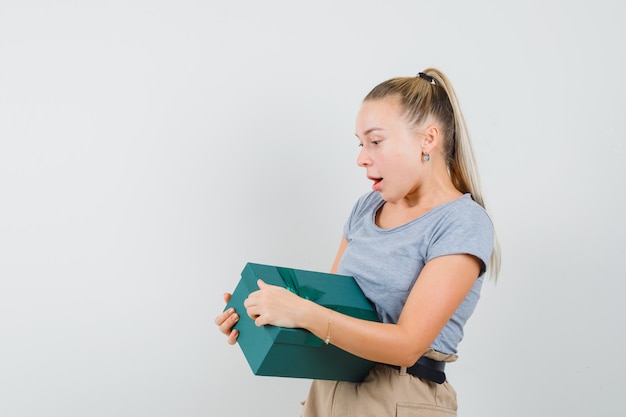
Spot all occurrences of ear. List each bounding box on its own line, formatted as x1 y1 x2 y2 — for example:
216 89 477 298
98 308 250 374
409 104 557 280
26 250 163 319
420 124 440 154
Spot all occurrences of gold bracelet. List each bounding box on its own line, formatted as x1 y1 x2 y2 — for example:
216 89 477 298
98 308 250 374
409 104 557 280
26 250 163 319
324 310 333 345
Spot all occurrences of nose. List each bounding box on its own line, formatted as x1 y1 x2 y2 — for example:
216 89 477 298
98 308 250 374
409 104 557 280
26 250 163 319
356 146 371 167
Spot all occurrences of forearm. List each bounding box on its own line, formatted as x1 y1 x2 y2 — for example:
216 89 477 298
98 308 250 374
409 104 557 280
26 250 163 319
299 300 428 367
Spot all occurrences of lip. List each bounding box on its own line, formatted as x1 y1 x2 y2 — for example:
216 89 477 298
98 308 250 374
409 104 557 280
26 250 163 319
367 175 383 192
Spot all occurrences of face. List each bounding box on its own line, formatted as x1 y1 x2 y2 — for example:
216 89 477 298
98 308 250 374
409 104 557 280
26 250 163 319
355 98 425 203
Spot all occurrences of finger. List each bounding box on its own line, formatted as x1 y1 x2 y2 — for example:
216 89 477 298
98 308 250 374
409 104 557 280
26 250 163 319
223 292 232 303
254 316 266 327
245 305 258 321
216 310 240 338
243 295 256 309
256 279 279 291
215 307 235 326
227 329 239 345
220 323 239 337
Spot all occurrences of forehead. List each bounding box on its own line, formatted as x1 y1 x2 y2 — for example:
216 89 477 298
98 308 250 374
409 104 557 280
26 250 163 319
356 98 407 134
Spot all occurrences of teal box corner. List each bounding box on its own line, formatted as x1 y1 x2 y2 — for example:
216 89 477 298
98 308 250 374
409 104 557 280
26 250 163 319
225 262 380 382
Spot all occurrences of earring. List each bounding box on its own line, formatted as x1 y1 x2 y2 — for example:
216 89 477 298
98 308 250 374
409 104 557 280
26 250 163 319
423 154 430 162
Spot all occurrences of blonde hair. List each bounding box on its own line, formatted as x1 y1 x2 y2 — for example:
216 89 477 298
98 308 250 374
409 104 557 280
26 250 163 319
364 68 501 279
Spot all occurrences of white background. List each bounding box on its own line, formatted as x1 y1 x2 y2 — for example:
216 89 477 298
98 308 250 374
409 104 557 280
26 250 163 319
1 1 625 416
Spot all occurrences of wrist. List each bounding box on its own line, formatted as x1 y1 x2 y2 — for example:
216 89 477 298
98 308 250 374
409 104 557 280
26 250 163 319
324 309 333 345
298 300 329 335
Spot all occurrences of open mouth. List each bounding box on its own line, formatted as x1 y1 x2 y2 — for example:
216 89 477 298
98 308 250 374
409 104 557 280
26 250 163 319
369 177 383 191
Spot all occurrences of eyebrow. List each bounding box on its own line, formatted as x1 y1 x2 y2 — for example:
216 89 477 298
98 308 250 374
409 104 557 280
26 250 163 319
355 127 383 139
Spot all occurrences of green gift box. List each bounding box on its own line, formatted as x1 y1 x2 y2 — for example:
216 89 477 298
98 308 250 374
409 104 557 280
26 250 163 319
225 262 380 382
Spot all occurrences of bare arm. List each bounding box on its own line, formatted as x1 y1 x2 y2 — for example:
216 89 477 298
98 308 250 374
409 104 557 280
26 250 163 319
244 236 482 367
330 235 349 274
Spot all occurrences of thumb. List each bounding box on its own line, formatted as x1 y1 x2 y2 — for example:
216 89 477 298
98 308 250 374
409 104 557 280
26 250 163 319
256 279 267 289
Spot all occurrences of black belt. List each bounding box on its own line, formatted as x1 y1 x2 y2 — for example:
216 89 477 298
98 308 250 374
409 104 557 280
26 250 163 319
388 356 446 384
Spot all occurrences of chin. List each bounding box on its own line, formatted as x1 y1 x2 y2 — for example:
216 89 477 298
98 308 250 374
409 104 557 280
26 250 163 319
378 191 395 202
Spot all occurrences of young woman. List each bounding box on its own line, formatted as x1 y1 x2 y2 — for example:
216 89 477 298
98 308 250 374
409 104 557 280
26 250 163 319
216 68 500 416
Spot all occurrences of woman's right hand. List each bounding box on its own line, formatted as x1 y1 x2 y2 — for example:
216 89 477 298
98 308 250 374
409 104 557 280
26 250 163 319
215 292 240 345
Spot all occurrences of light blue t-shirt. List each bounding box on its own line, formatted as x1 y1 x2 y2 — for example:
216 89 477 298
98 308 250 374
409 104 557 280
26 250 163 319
337 191 494 355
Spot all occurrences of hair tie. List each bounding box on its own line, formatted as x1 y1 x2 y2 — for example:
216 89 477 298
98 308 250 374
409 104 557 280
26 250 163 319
418 72 436 85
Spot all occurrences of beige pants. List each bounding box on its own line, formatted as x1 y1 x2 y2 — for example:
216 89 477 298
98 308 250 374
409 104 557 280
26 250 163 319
301 350 458 417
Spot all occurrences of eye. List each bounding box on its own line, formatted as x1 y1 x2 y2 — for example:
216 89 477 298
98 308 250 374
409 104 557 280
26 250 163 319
371 140 380 145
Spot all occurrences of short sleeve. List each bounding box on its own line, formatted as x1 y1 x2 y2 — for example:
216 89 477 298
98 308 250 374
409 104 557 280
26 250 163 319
426 204 494 276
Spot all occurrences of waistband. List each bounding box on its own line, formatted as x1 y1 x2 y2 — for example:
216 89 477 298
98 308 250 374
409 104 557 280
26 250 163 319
387 356 446 384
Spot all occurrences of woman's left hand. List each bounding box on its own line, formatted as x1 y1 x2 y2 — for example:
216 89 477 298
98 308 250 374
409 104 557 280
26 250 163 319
243 279 306 328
